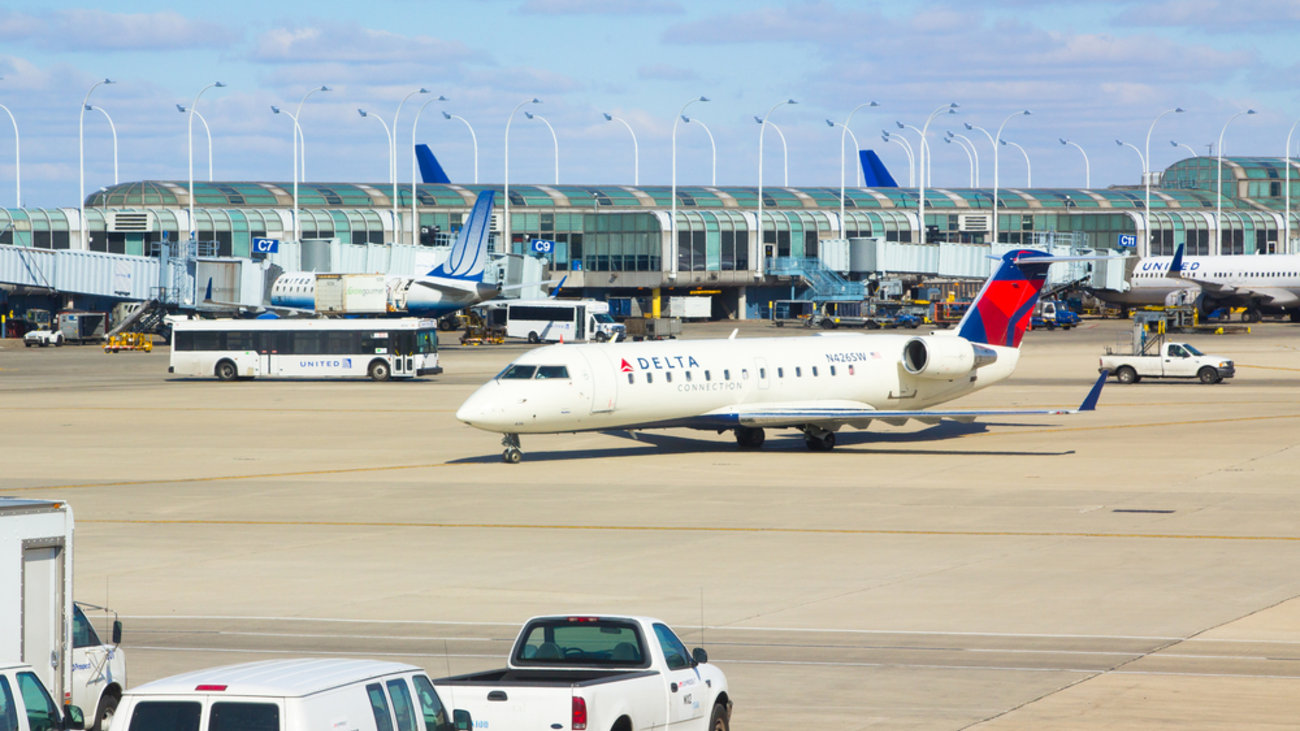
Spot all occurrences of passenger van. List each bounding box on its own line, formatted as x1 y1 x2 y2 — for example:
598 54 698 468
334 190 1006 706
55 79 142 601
109 659 470 731
502 299 624 343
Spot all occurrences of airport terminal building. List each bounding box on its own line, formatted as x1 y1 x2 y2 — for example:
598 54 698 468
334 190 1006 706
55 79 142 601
1 156 1296 318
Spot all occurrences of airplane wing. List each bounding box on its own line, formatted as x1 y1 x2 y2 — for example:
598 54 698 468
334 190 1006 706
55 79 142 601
679 371 1107 431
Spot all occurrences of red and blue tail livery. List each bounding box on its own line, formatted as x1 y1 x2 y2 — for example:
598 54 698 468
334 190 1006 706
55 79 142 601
957 249 1052 348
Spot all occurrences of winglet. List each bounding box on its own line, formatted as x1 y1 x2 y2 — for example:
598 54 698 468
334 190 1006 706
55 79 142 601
1079 370 1108 412
549 275 567 298
1167 243 1185 279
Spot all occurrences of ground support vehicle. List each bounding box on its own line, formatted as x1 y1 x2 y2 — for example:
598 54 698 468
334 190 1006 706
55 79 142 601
769 299 815 327
23 329 64 347
457 311 506 346
57 312 106 344
103 333 152 353
1099 327 1234 384
624 316 682 340
109 659 471 731
927 300 972 328
0 662 87 730
434 615 731 731
1 499 127 731
1031 300 1081 330
505 300 624 343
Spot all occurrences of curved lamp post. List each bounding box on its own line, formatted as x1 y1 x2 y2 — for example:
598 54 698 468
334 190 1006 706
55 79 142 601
983 110 1031 245
948 131 980 186
756 99 795 279
358 108 395 242
79 78 113 247
1002 139 1032 187
407 94 448 246
1216 109 1256 254
0 102 18 206
1170 140 1198 158
671 96 709 277
1059 137 1090 189
945 135 974 187
918 103 958 245
881 130 915 187
177 105 213 182
504 98 540 253
441 111 478 184
85 105 117 185
1144 108 1183 245
603 113 639 185
832 101 878 236
680 115 715 186
524 111 559 184
1285 120 1300 253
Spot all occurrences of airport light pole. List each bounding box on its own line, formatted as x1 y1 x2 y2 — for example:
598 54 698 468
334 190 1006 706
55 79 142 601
1170 140 1198 158
831 101 878 236
1117 139 1146 240
1002 139 1032 187
177 105 213 181
945 136 974 187
407 95 448 246
1284 119 1300 253
895 122 927 183
294 85 329 179
603 113 639 185
441 111 478 184
754 116 790 186
1144 108 1183 246
524 112 559 184
671 96 708 278
358 109 396 243
880 131 915 187
504 98 540 254
756 99 795 279
392 88 429 223
1059 138 1090 189
918 103 958 245
184 82 224 250
85 105 118 185
1216 109 1255 255
79 78 113 248
680 115 715 186
0 102 19 207
948 131 980 186
987 110 1031 245
279 85 329 243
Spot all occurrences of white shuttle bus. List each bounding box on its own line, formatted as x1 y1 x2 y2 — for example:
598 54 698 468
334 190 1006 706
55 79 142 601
505 299 624 343
169 318 443 381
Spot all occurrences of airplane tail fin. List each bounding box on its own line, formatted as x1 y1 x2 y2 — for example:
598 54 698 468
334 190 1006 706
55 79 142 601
429 191 494 281
415 144 451 184
957 248 1053 348
860 150 898 188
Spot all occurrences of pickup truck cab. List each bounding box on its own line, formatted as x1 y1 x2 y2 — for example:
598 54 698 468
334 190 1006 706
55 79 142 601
1100 341 1235 384
23 329 64 347
0 661 86 730
434 615 731 731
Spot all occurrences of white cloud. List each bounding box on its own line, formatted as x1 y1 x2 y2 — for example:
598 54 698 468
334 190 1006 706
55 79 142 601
518 0 684 15
0 9 237 51
251 24 483 65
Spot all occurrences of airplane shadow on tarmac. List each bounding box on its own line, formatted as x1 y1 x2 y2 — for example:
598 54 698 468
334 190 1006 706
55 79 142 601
451 421 1075 464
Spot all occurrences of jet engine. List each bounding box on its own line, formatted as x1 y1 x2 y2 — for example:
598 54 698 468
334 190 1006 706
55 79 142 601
901 336 998 379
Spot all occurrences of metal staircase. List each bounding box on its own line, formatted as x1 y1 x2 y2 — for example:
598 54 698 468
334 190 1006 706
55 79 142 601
765 257 866 300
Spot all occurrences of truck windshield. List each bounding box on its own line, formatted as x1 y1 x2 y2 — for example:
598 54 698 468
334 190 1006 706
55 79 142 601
515 618 647 667
1183 344 1204 356
594 313 615 324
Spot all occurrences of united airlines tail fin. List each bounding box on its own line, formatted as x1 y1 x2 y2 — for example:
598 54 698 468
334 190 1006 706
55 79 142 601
428 190 494 281
957 249 1053 348
860 150 898 188
415 144 451 184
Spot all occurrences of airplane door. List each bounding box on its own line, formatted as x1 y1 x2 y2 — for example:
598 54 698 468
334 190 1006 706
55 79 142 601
578 349 618 413
755 357 770 390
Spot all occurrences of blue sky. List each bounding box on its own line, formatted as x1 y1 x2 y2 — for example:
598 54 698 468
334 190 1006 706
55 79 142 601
1 0 1297 207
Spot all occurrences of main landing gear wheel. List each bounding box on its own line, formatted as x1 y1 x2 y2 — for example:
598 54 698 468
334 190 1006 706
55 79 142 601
803 428 836 451
502 433 523 463
734 426 766 450
1242 308 1262 323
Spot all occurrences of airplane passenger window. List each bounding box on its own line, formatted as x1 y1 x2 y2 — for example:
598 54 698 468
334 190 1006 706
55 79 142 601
627 374 634 384
795 367 802 377
665 372 673 383
535 366 569 379
499 364 537 379
704 370 711 381
848 365 855 376
778 367 784 378
741 369 749 379
812 366 819 377
723 369 730 380
830 366 836 376
646 373 654 383
759 368 766 379
685 371 692 382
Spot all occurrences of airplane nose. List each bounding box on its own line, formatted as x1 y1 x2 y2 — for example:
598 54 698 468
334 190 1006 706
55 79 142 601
457 384 511 431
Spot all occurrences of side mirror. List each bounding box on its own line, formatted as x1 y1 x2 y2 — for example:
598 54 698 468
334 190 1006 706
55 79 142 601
453 709 473 731
64 705 85 730
691 647 709 665
112 620 123 645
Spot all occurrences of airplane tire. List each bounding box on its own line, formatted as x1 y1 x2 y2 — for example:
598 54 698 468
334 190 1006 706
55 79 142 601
1116 366 1139 384
368 360 391 382
804 432 836 451
503 448 522 464
735 426 765 450
215 360 238 381
1198 366 1221 384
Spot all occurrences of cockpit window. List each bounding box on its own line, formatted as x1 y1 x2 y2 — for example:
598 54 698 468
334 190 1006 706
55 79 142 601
535 366 569 379
498 364 537 379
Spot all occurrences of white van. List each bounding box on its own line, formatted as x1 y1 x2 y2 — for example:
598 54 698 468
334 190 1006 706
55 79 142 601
504 299 625 343
108 659 470 731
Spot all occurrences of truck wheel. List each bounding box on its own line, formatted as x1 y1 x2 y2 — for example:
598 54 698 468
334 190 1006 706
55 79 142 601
709 702 730 731
215 359 238 381
1198 366 1221 384
24 341 32 347
595 331 609 342
368 360 391 381
92 692 119 731
1116 366 1140 384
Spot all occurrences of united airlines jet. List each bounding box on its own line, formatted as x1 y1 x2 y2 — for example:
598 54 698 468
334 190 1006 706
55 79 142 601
458 250 1107 462
1094 244 1300 323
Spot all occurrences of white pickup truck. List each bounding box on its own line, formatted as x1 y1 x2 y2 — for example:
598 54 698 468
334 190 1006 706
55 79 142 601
434 615 732 731
0 661 87 730
1099 340 1234 384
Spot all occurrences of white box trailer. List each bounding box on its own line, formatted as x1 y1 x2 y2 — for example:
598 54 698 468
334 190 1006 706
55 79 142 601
0 499 74 709
1 498 127 731
315 273 389 314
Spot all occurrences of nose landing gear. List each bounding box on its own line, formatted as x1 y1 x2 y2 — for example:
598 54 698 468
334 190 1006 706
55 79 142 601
502 433 523 463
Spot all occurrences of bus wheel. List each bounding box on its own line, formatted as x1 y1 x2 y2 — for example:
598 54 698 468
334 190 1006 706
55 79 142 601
368 360 391 382
215 360 238 381
595 332 609 342
527 332 540 344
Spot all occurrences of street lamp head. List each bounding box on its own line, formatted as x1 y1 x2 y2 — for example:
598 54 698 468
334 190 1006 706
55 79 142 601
964 122 974 130
530 98 541 104
357 108 368 118
825 119 835 127
441 111 452 120
214 81 226 88
880 134 889 143
681 115 691 123
525 111 535 119
319 86 331 92
950 103 960 109
1247 109 1257 115
103 79 114 85
176 104 186 113
870 101 879 107
83 104 92 111
603 112 613 121
417 88 429 94
753 116 763 124
944 136 953 144
271 105 281 114
437 95 447 101
1059 137 1068 145
698 96 710 102
880 129 890 137
895 121 904 129
1001 139 1010 146
1115 139 1123 146
1174 107 1184 113
1021 109 1031 116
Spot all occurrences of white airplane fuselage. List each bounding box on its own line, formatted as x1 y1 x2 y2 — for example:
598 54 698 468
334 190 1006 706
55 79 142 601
1100 254 1300 313
456 332 1019 435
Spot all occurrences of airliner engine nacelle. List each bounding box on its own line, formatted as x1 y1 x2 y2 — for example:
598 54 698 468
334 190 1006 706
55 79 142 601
901 336 998 379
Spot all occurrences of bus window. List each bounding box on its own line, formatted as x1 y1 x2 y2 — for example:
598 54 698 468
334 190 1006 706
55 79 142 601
498 364 537 380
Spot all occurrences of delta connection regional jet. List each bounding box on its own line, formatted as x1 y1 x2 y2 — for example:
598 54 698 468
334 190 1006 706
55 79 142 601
457 249 1108 463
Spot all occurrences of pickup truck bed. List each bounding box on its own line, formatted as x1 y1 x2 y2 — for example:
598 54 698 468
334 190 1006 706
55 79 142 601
437 668 657 685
